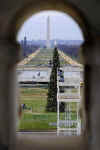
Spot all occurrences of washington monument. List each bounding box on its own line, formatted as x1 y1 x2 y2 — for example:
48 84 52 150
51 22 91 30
46 16 50 48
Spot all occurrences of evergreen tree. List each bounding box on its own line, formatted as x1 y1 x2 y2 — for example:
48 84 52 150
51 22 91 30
46 69 57 112
46 47 65 112
52 47 60 69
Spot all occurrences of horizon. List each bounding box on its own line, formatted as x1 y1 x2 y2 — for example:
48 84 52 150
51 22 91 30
19 39 83 41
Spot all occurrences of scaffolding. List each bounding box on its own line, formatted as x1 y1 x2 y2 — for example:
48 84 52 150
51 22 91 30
57 66 81 136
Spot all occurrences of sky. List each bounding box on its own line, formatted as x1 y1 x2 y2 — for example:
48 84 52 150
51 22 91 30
17 11 84 41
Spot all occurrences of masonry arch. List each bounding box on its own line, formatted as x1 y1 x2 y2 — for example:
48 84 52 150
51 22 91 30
9 0 92 43
0 0 100 150
0 0 96 150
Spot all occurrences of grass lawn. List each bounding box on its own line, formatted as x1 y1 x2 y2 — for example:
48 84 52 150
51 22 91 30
18 87 77 131
18 87 57 131
26 48 69 66
19 112 57 131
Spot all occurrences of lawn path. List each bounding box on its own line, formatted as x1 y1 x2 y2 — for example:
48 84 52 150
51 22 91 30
58 50 82 67
18 48 40 65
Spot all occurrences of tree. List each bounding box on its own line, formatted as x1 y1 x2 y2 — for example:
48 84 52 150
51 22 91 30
46 69 57 112
46 47 65 112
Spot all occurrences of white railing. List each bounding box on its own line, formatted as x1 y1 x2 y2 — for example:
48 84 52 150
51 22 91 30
58 93 80 99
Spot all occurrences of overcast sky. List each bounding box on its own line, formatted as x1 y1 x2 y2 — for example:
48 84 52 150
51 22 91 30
17 11 84 41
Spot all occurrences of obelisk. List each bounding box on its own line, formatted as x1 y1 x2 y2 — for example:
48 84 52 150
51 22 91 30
47 16 50 48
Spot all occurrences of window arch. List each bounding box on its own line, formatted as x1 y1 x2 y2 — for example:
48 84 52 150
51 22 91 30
14 0 91 138
0 0 95 150
9 0 92 43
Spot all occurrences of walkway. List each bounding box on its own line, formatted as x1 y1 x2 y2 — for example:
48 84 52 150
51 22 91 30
18 49 40 65
58 50 82 67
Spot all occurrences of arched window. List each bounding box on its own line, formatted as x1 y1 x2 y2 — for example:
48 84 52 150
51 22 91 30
16 11 85 136
0 1 94 149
